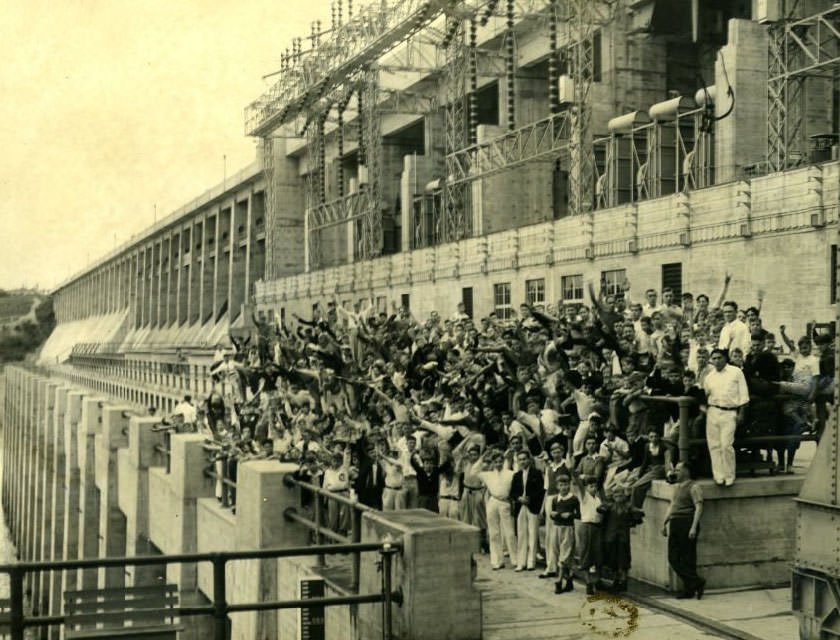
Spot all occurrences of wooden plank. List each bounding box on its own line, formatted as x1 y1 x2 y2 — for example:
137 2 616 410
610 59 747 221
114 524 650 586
64 585 176 601
66 624 183 640
65 608 176 626
65 595 178 614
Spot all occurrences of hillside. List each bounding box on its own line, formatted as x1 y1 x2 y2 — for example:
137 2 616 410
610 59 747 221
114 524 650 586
0 291 55 363
0 293 39 324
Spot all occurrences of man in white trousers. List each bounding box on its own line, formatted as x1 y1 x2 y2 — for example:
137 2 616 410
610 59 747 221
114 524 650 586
479 452 518 570
702 348 749 486
511 451 545 571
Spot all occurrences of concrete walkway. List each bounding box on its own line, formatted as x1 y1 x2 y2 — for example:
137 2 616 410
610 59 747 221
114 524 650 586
475 554 798 639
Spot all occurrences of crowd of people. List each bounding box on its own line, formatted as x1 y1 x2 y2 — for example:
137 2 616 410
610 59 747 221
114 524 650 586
156 272 831 598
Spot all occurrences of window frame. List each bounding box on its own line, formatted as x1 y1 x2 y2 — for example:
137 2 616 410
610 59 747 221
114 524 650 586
600 268 627 298
493 282 513 320
525 278 546 306
561 274 584 301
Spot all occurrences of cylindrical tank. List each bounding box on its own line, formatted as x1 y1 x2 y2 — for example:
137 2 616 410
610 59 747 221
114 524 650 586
694 85 716 107
607 111 651 134
648 96 695 122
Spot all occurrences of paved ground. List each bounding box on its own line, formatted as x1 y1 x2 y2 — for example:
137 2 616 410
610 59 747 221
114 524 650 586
474 438 816 640
475 553 797 639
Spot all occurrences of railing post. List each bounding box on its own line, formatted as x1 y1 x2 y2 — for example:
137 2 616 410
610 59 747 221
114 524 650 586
212 555 227 640
221 457 230 508
10 566 25 640
380 542 395 640
351 507 362 591
314 493 325 567
678 398 691 465
164 430 172 474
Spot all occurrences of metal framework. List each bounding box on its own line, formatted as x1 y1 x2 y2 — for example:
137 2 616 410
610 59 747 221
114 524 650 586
443 15 472 243
305 112 325 268
357 68 385 260
768 4 840 172
448 111 571 184
594 105 714 209
254 0 613 271
244 0 441 138
566 0 597 217
262 137 279 280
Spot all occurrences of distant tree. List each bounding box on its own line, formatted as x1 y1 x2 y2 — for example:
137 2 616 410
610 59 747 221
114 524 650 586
0 297 55 363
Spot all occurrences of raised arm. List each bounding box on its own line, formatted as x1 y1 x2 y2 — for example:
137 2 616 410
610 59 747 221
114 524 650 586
779 325 796 353
712 272 731 310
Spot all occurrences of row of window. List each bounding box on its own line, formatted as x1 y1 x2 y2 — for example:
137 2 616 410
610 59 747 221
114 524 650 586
491 263 685 319
258 262 686 323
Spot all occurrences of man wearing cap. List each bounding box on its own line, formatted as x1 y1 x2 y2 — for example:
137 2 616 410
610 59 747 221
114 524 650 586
701 348 749 486
662 462 705 599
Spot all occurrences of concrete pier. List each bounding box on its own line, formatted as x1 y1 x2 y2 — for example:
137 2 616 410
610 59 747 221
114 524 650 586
2 365 483 639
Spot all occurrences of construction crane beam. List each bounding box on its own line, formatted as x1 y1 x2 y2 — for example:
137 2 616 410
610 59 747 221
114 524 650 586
445 111 570 184
246 0 451 138
307 189 379 232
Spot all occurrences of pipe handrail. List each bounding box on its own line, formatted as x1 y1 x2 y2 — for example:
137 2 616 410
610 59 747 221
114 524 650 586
2 540 404 640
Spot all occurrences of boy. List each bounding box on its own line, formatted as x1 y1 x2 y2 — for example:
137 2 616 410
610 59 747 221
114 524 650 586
549 473 580 593
573 473 604 595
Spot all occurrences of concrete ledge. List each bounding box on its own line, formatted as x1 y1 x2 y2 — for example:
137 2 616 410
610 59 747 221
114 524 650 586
196 498 236 599
631 476 804 591
359 509 481 640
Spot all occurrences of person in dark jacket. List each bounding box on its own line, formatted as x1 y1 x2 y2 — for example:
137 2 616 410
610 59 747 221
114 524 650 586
510 451 545 571
412 450 441 512
353 441 385 510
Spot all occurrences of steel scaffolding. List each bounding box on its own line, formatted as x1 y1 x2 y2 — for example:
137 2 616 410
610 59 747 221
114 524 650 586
443 14 472 243
768 3 840 172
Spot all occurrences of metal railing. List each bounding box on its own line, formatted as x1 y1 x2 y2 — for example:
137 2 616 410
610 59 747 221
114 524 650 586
283 476 376 591
152 425 174 474
640 394 822 470
204 450 239 508
0 541 403 640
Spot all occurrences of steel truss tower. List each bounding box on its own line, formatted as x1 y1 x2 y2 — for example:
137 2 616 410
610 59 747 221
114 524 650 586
443 15 472 243
768 3 840 172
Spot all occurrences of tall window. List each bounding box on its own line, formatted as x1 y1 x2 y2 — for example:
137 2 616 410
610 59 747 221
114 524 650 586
832 245 837 304
661 262 683 299
562 274 584 301
526 278 546 306
462 287 474 318
493 283 513 319
601 269 627 297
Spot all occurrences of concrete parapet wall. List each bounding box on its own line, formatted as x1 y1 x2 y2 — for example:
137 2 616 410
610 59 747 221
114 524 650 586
631 476 804 591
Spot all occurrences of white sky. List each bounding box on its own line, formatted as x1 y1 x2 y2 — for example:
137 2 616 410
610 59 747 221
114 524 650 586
0 1 324 292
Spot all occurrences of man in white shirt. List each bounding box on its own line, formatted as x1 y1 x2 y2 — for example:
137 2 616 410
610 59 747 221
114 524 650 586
702 348 749 486
479 452 518 570
398 434 421 508
173 395 197 431
642 289 662 318
450 302 470 322
660 288 683 322
718 301 751 358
